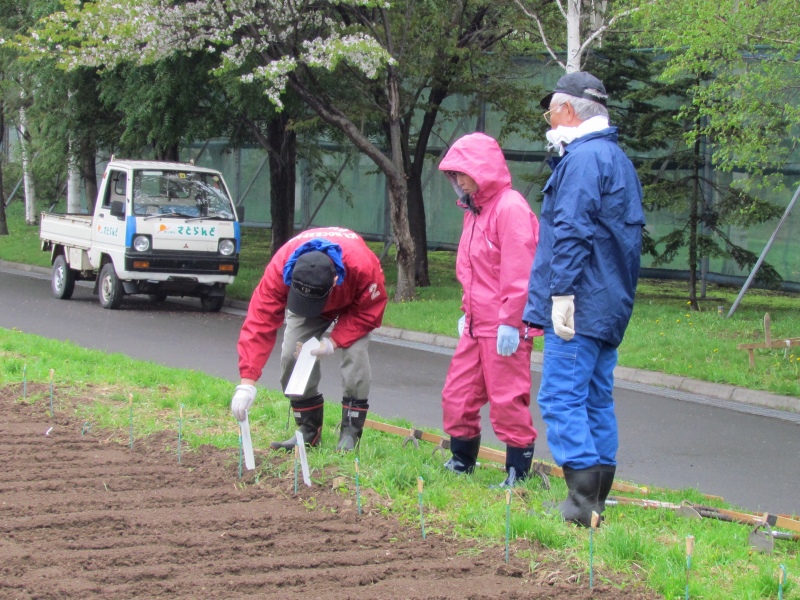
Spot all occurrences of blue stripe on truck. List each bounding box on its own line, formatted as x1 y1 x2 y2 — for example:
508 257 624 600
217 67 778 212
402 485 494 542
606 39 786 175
126 216 136 247
234 221 241 252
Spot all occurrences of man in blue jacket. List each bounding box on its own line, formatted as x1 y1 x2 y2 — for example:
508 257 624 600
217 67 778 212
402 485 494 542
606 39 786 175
523 71 646 526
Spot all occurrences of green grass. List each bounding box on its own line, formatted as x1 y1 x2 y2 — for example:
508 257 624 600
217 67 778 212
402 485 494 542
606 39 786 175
1 328 798 599
2 200 799 399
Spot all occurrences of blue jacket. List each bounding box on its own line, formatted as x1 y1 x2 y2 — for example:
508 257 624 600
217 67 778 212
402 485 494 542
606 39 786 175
523 128 645 348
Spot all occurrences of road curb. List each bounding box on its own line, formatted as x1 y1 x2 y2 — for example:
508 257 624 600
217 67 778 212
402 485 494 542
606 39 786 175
4 259 797 414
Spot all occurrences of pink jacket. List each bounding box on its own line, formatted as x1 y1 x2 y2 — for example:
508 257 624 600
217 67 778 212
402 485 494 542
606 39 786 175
439 133 541 338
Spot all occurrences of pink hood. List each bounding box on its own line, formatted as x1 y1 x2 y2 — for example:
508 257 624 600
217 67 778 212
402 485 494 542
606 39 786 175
438 133 541 339
438 132 511 208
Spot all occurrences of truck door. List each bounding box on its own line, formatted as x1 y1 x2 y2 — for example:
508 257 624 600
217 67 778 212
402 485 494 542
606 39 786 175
91 169 128 267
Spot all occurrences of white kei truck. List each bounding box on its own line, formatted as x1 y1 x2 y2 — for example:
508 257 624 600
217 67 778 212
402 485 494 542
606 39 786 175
40 160 242 311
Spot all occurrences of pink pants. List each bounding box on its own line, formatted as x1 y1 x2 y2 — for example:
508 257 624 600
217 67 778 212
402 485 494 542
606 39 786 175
442 334 537 447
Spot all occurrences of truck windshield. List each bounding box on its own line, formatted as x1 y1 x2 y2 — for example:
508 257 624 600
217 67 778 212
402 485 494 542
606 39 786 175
132 170 236 219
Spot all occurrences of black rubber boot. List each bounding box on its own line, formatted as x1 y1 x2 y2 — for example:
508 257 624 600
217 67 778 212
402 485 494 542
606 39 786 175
597 464 617 513
337 398 369 452
492 444 535 488
270 395 324 451
559 465 603 527
443 435 481 474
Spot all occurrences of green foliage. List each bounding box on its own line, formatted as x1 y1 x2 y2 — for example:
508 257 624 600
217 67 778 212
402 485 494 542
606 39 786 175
633 0 800 186
585 34 788 298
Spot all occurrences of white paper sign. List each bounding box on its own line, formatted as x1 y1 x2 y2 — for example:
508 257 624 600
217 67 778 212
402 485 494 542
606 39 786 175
295 431 312 487
239 415 255 470
284 338 321 396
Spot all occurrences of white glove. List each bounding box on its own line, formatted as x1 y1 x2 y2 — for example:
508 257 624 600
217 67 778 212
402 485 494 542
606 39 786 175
231 384 256 422
551 295 575 341
457 315 466 337
310 337 336 357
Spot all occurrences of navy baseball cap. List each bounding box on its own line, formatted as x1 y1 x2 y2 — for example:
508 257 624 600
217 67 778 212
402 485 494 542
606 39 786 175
287 251 336 317
540 71 609 109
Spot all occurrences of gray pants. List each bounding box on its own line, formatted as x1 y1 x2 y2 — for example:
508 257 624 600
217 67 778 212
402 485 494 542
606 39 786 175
279 311 372 401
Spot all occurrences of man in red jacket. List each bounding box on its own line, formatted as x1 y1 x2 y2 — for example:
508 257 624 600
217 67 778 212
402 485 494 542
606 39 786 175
230 227 387 452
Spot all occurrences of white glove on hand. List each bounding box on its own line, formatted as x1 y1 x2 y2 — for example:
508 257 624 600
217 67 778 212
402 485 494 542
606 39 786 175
231 384 256 422
551 295 575 341
310 337 336 357
457 315 466 337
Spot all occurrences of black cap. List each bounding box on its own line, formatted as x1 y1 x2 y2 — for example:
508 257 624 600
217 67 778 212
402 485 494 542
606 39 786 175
540 71 608 109
287 251 336 318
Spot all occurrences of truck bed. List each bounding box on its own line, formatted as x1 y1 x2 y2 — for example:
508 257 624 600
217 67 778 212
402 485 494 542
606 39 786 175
40 212 94 250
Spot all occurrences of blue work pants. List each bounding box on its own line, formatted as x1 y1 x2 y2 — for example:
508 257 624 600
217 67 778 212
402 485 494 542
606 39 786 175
537 328 618 469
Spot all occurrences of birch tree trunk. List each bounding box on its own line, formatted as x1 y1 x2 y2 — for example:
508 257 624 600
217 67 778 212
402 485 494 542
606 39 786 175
67 139 82 213
566 0 582 73
19 105 37 226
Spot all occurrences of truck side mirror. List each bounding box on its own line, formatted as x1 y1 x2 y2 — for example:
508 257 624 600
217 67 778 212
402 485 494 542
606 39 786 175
110 200 125 219
235 205 245 223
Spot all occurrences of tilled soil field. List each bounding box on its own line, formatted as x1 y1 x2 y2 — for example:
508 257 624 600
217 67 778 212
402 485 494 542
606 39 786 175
0 388 661 599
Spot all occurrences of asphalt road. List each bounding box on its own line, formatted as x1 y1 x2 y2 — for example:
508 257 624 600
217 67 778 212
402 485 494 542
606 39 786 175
1 265 798 515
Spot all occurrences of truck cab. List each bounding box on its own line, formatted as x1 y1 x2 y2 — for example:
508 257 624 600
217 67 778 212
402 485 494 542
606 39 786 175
41 160 242 311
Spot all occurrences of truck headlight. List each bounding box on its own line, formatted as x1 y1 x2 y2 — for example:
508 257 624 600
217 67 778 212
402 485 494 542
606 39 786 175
219 239 235 256
133 235 151 252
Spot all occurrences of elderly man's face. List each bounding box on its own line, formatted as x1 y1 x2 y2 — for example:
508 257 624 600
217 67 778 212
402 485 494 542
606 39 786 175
546 100 571 129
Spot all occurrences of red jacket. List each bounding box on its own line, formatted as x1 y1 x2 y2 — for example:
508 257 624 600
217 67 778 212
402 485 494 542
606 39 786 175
238 227 387 381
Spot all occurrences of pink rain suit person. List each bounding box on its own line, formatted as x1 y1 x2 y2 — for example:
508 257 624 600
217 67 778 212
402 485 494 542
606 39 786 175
438 132 542 488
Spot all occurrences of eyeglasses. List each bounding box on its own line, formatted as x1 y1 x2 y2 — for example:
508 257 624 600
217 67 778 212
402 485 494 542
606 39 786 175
543 103 565 125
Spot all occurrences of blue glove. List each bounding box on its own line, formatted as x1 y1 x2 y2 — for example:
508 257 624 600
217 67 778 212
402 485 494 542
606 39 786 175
497 325 519 356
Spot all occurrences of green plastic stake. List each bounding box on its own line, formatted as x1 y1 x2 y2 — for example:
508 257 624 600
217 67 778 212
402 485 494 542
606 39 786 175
178 404 184 464
778 565 786 600
49 369 54 417
294 445 299 494
505 489 511 563
128 393 134 449
685 535 695 600
589 511 600 587
22 365 27 399
355 458 361 516
418 477 426 539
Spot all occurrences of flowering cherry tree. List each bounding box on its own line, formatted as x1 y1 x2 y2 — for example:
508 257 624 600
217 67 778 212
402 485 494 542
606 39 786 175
27 0 419 300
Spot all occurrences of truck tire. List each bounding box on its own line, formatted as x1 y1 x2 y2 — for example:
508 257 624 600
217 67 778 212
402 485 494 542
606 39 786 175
99 263 124 309
200 294 225 313
51 255 75 300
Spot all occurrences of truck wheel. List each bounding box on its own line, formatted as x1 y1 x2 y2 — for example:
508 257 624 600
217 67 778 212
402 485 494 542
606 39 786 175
51 255 75 300
99 263 124 309
200 294 225 313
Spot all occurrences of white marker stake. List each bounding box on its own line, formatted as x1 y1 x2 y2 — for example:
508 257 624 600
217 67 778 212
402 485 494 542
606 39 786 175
294 430 312 487
284 338 321 396
239 415 255 470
